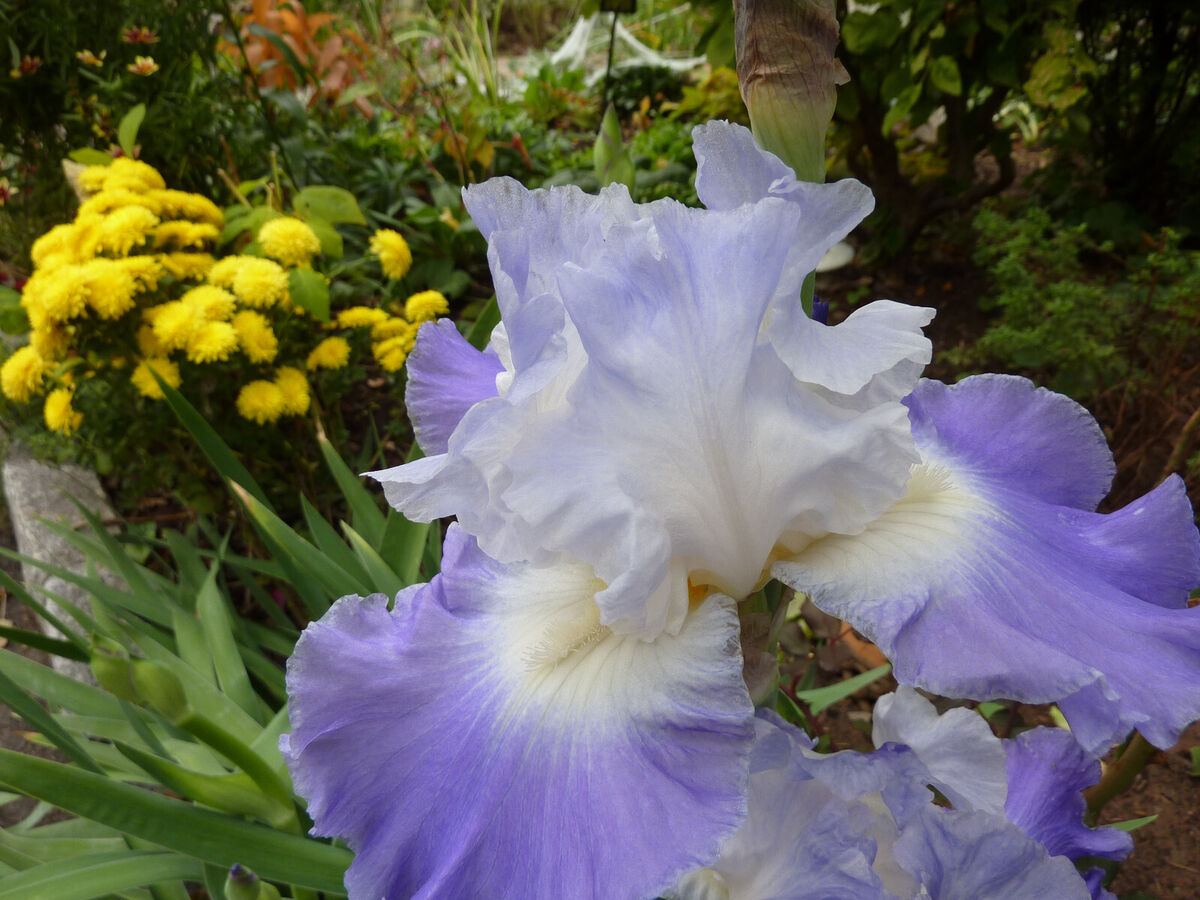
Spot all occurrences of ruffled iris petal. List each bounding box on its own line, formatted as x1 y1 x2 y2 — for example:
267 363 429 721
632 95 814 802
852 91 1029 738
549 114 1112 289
775 375 1200 752
1004 728 1132 865
668 716 891 900
872 686 1008 815
405 319 504 455
893 808 1092 900
281 526 754 900
372 123 929 639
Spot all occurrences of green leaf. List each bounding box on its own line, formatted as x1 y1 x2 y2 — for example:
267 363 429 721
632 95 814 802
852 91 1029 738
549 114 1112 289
0 286 29 336
928 56 963 96
465 296 500 350
378 514 428 587
287 268 330 322
0 650 123 719
841 10 903 54
0 668 102 773
305 216 343 260
316 432 385 546
0 625 85 660
300 497 372 588
153 375 274 512
117 104 147 158
195 563 263 722
335 80 379 107
882 85 921 135
0 849 201 900
0 751 352 893
1108 814 1158 832
341 524 407 598
68 148 113 167
220 208 279 246
114 742 293 829
593 104 635 190
794 664 892 714
294 186 367 226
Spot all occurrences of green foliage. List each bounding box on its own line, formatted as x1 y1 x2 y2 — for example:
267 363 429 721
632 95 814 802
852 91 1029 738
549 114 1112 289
946 202 1200 409
0 391 437 898
832 0 1075 254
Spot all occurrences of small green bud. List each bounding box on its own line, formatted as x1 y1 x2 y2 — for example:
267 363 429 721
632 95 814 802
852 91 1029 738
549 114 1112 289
129 659 190 725
225 864 261 900
90 637 137 702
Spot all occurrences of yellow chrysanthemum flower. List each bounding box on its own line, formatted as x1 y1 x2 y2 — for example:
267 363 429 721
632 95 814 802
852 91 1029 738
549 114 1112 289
94 204 159 256
369 228 413 280
404 290 449 323
156 252 215 279
1 346 46 402
258 217 321 267
274 366 311 415
114 255 164 292
43 387 83 434
81 259 137 319
205 256 244 287
91 157 165 193
370 317 418 341
336 306 389 328
231 257 288 309
130 357 181 399
70 213 107 261
151 301 202 351
78 166 112 195
375 345 408 372
30 224 80 269
147 190 222 227
77 190 158 219
136 323 165 357
236 380 286 425
305 336 351 371
232 310 279 364
28 266 90 322
181 285 236 321
29 325 69 361
186 321 239 363
154 221 219 249
372 320 420 356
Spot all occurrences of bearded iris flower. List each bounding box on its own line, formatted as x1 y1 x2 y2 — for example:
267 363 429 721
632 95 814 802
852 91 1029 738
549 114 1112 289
283 122 1200 898
667 689 1131 900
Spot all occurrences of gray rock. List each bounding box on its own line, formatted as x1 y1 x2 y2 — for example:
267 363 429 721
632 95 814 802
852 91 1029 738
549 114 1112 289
2 442 119 682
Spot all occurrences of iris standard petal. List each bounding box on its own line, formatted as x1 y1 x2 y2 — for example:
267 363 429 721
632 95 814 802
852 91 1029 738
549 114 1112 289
775 375 1200 752
692 120 933 400
372 122 930 639
281 526 754 900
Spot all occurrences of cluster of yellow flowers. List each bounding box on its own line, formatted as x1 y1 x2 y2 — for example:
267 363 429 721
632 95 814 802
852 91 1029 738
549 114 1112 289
3 158 451 434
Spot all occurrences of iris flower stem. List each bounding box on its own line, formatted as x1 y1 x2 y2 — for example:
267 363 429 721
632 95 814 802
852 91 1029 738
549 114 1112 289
1083 732 1158 826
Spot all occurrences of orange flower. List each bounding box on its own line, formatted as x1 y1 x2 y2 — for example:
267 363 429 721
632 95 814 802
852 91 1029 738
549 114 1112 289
127 56 159 76
9 55 42 79
75 49 107 66
122 26 159 44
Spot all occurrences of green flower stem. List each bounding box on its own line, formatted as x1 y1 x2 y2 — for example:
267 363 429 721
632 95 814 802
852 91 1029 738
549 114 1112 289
180 711 300 833
1083 732 1158 826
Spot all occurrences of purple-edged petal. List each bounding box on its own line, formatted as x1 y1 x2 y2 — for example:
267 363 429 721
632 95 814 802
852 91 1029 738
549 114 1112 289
281 526 754 900
872 687 1008 815
893 808 1092 900
668 716 891 900
775 375 1200 752
1004 728 1132 865
405 319 504 455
